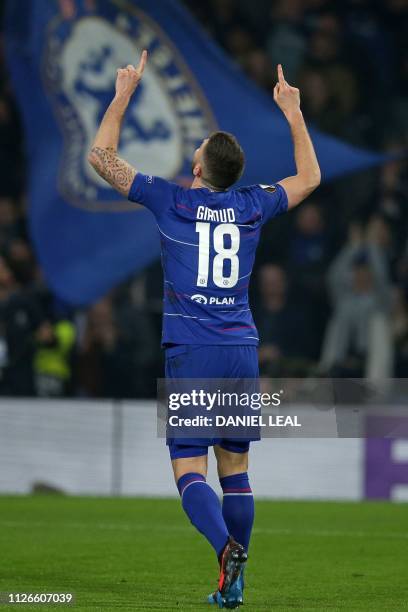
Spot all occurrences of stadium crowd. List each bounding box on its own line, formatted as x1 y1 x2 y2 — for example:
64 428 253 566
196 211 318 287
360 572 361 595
0 0 407 397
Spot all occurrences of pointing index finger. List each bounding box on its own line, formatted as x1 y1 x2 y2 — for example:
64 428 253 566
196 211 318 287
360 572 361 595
278 64 285 84
137 49 148 74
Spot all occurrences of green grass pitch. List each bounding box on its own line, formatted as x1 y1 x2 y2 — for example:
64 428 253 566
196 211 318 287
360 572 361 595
0 496 407 611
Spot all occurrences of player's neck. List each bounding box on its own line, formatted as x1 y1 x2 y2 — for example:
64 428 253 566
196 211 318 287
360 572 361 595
191 176 225 192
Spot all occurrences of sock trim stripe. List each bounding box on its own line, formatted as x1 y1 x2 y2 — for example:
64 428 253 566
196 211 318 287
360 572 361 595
180 480 207 497
223 492 253 496
177 474 205 494
222 488 252 493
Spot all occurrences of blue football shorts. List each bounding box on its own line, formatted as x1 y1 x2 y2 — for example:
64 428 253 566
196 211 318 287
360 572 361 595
165 344 260 460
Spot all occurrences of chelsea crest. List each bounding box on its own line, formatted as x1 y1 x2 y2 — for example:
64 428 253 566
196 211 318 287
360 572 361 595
42 0 217 209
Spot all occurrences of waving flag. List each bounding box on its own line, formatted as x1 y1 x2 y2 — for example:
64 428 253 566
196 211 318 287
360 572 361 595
5 0 390 305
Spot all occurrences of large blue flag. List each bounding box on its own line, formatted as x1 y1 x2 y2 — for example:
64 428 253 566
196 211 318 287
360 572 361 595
6 0 390 305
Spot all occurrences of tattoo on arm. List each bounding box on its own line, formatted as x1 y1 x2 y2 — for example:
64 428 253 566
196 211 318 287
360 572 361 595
89 146 136 197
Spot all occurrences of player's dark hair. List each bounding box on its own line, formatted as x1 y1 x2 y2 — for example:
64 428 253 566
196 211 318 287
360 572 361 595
202 131 245 190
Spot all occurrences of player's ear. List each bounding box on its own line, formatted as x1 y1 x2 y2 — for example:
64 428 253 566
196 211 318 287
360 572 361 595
193 164 202 178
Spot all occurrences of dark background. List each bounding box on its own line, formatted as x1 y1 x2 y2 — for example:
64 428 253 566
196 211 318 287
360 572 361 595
0 0 407 398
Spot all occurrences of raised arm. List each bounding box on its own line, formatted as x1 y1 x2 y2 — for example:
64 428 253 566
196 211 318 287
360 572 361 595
274 65 321 209
88 50 147 197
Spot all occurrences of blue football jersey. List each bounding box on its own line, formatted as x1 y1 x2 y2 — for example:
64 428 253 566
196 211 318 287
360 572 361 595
128 174 288 346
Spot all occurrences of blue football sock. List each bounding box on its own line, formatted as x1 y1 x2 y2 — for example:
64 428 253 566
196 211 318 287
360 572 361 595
220 472 254 552
177 472 229 557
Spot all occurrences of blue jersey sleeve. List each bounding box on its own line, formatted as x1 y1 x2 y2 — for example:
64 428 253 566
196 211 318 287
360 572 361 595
128 173 180 218
256 183 288 224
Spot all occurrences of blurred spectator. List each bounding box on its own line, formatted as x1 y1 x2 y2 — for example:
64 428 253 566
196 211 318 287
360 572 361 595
378 149 408 257
33 319 76 397
0 256 45 395
237 0 273 40
398 240 408 292
266 0 307 83
224 27 255 66
319 221 394 379
288 202 331 349
0 93 24 197
288 202 329 272
392 287 408 377
114 275 160 397
6 238 36 286
0 197 20 248
256 263 315 375
210 0 250 57
78 297 135 398
77 291 157 398
297 68 334 133
243 49 274 91
299 22 361 141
